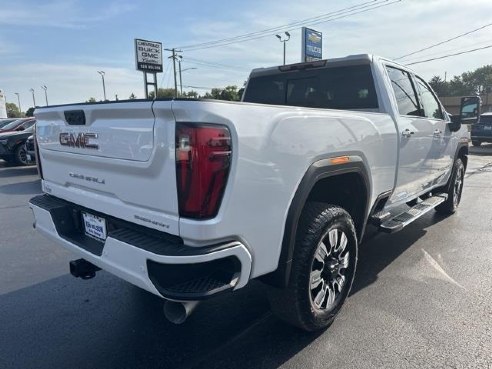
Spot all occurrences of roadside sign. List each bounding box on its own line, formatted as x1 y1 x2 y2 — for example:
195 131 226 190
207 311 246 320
135 39 163 73
301 27 323 62
0 90 7 118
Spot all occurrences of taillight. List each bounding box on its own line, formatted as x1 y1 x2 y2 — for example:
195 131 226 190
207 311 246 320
34 126 44 180
176 123 232 219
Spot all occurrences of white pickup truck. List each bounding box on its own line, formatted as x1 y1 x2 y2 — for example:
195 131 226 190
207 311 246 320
30 54 476 331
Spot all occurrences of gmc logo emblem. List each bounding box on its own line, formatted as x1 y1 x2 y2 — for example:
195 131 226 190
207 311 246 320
59 132 98 149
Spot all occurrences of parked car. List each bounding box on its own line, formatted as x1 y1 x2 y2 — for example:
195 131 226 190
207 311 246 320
0 118 35 133
0 123 35 165
471 112 492 146
0 118 19 129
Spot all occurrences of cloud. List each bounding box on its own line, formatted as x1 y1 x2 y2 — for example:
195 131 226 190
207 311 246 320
0 0 135 29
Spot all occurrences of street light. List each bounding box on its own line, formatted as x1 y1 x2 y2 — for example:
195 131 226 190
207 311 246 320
14 93 21 115
30 88 36 107
41 85 48 106
97 71 107 101
178 59 197 95
275 31 291 65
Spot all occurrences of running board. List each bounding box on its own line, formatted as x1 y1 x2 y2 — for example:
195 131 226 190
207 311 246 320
379 194 448 233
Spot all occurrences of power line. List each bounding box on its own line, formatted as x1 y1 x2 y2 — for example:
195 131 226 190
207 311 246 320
177 0 381 50
395 22 492 60
405 44 492 66
179 0 403 51
185 57 249 71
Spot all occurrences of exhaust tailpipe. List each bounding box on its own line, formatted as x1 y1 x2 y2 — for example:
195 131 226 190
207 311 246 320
163 300 199 324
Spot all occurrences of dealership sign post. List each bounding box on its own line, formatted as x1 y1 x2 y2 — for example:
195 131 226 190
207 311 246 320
301 27 323 62
135 39 163 99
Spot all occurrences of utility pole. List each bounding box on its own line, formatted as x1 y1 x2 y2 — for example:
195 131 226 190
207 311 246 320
97 71 107 101
178 59 183 96
29 88 36 107
14 93 21 116
165 48 182 98
275 32 291 65
41 85 48 106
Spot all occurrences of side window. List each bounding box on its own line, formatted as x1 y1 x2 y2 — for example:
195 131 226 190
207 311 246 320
385 66 421 116
414 76 443 119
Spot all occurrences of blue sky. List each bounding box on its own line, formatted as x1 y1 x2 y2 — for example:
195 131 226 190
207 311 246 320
1 0 492 109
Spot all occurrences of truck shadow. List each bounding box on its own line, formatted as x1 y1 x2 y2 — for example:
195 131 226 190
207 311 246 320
0 213 451 369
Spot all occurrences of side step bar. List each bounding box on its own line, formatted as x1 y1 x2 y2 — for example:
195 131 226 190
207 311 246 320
379 194 447 233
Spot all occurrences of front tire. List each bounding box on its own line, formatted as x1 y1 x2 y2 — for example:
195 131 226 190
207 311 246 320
14 145 28 166
435 158 465 215
471 140 481 147
268 203 358 331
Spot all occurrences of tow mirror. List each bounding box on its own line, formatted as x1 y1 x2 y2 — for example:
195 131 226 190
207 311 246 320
460 96 481 124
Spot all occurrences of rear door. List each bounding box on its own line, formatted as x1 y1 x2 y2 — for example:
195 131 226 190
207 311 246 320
384 66 436 204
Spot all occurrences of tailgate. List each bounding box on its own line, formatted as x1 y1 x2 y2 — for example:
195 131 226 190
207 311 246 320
35 100 180 235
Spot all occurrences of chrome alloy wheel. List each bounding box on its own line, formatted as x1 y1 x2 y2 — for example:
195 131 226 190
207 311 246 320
309 228 350 310
453 164 464 207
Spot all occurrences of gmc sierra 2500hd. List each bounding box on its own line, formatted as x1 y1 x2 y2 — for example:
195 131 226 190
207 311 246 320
30 54 477 331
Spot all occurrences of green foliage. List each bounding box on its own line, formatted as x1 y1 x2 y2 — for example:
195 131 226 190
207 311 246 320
148 88 175 99
202 85 241 101
25 107 35 117
6 102 21 118
129 93 136 100
182 90 199 99
429 65 492 96
86 97 97 103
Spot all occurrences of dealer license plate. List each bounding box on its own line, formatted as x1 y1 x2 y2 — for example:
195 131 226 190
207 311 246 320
82 212 107 241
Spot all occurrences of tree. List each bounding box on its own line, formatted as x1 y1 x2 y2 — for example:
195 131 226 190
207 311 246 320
129 93 136 100
428 65 492 97
86 97 97 103
25 107 35 117
6 102 21 118
148 88 175 99
182 90 199 99
203 85 241 101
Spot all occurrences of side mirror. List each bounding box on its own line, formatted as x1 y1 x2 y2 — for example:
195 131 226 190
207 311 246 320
448 114 461 132
460 96 481 124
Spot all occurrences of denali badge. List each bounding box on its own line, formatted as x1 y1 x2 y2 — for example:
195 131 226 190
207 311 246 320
59 132 98 149
69 172 105 184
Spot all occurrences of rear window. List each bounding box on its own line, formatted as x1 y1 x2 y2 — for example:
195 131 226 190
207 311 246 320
243 64 378 110
479 115 492 124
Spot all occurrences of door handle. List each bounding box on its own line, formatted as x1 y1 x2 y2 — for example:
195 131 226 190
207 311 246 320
402 129 414 138
433 129 442 136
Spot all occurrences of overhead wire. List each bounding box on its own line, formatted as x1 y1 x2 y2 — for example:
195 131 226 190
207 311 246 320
178 0 403 51
395 22 492 60
405 44 492 66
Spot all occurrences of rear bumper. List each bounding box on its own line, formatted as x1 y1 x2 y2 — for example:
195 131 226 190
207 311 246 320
471 135 492 142
29 194 252 300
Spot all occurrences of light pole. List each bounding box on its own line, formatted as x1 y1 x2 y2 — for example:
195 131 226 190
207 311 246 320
14 93 21 116
97 71 106 101
41 85 48 106
275 31 291 65
178 59 197 95
30 88 36 107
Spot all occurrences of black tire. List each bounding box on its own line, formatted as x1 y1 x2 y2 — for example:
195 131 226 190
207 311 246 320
471 140 481 147
14 145 28 166
435 158 465 215
267 203 358 331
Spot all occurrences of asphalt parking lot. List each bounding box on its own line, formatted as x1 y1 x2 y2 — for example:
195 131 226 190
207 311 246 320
1 147 491 369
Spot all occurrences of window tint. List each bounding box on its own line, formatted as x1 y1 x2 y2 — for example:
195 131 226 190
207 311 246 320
385 66 420 116
243 64 378 110
415 77 443 119
479 115 492 124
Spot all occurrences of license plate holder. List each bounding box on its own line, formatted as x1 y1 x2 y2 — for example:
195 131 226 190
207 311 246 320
82 212 107 241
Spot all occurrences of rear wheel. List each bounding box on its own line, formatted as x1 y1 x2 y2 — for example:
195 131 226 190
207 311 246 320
435 158 465 215
472 140 481 147
14 145 28 166
267 203 358 331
